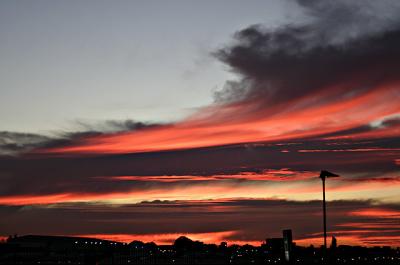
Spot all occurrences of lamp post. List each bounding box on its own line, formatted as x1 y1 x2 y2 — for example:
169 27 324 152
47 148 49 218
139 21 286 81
319 170 339 249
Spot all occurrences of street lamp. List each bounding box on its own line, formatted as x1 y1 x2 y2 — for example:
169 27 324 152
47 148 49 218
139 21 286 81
319 170 339 249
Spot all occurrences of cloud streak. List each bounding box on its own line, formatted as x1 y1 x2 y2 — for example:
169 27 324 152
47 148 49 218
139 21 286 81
1 199 400 246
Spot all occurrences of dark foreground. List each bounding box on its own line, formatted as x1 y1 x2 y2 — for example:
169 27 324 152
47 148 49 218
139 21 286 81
0 235 399 264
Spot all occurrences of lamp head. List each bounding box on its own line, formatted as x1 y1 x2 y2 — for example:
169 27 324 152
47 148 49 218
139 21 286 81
320 170 340 180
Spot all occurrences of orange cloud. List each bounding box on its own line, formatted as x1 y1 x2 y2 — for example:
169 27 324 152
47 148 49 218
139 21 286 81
75 231 262 246
298 148 400 153
1 170 400 206
294 235 400 247
336 223 400 229
95 169 317 183
349 208 400 218
39 83 399 155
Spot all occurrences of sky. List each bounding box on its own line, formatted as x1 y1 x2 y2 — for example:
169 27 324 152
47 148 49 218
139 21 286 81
0 0 400 247
0 0 298 132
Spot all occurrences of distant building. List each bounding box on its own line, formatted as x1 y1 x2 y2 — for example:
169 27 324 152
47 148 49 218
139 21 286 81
283 229 293 262
4 235 124 265
331 236 337 249
7 234 122 249
1 234 399 265
265 238 284 256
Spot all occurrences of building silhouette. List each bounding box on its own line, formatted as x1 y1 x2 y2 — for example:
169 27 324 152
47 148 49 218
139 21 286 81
283 229 293 263
0 233 399 264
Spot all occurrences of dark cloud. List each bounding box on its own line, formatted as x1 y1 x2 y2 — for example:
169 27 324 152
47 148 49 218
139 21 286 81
380 116 400 128
315 116 400 139
0 120 160 156
0 132 52 156
1 199 399 246
296 0 400 43
0 135 398 198
214 0 400 106
68 119 160 135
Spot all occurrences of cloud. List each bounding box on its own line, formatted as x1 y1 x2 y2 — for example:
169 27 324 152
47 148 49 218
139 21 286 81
0 119 159 155
31 1 400 156
1 199 400 246
0 132 52 156
214 0 400 106
67 119 161 134
0 129 399 204
296 0 400 43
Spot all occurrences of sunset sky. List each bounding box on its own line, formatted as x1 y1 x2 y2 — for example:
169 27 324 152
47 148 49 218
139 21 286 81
0 0 400 247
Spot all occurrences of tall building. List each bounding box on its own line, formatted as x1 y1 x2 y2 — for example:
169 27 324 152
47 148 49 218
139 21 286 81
331 236 337 249
283 229 293 262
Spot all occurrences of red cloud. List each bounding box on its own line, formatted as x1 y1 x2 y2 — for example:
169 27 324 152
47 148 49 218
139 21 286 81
39 83 399 155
